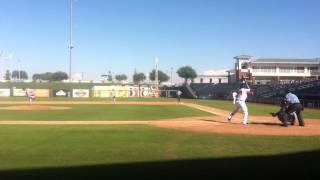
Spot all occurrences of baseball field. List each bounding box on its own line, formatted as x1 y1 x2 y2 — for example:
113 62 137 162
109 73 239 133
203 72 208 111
0 98 319 179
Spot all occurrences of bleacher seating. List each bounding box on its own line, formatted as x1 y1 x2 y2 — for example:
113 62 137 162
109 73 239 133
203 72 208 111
253 80 320 98
163 80 320 108
190 83 240 99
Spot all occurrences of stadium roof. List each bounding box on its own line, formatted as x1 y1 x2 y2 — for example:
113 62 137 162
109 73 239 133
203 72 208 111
252 58 320 64
234 55 253 59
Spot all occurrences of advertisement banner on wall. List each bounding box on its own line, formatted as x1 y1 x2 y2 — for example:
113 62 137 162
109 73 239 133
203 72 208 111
140 86 157 97
92 86 119 98
72 89 90 98
35 89 50 97
140 87 151 97
127 86 139 97
92 86 111 98
92 85 130 98
0 89 10 97
52 90 71 97
115 86 128 97
13 88 27 97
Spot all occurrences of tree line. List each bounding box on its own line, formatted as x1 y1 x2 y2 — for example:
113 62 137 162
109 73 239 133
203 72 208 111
3 70 69 81
4 70 28 80
132 66 197 84
32 72 68 81
3 66 198 84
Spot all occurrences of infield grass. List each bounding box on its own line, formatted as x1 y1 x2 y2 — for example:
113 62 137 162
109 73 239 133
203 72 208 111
0 97 318 119
186 99 320 119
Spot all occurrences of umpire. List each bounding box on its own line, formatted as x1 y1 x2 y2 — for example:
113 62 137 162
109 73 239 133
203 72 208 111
284 90 305 126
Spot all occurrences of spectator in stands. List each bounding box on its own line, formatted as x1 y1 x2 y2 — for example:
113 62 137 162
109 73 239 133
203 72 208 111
284 90 305 126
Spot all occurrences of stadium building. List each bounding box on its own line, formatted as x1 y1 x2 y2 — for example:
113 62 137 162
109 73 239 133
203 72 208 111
234 55 320 84
193 70 229 84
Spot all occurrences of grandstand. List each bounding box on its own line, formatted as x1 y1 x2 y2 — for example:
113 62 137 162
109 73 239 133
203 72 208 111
190 83 240 99
182 55 320 108
233 55 320 83
186 80 320 108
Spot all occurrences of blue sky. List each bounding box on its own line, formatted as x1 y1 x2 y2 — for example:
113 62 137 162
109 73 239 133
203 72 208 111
0 0 319 81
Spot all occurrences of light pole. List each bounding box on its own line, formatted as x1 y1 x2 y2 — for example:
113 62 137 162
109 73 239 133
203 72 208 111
170 67 173 85
0 52 13 80
0 52 3 79
68 0 74 81
155 57 159 97
18 59 21 81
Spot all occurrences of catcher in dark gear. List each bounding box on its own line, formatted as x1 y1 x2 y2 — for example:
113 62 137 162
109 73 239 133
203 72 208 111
270 99 296 127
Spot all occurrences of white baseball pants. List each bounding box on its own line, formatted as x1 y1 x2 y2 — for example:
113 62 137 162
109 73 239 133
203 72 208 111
231 101 248 124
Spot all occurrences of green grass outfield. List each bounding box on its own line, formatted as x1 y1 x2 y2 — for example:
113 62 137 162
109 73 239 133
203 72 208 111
0 97 318 119
0 105 211 121
0 98 319 178
0 125 319 178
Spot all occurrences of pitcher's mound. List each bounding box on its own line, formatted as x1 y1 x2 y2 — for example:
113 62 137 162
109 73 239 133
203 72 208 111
0 105 72 111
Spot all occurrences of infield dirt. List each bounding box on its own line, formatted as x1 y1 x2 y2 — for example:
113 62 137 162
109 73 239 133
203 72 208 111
0 101 319 136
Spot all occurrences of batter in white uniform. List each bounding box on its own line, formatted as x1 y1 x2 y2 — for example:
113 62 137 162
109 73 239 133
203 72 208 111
228 83 253 125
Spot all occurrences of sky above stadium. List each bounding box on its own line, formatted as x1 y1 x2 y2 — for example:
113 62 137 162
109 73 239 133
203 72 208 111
0 0 319 81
